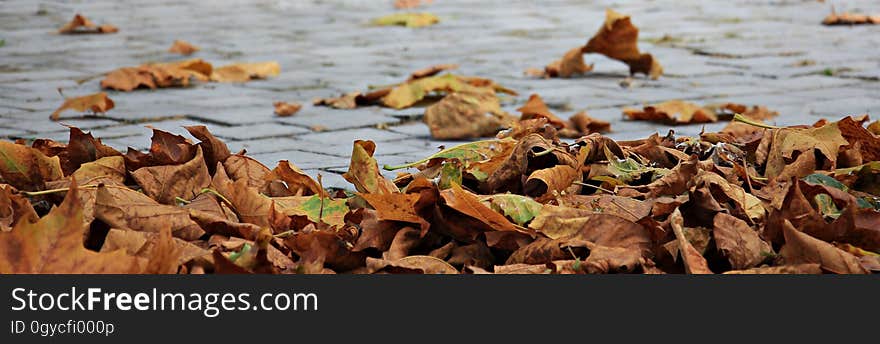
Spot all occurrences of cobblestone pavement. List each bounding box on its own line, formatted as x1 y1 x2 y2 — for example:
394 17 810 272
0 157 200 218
2 0 879 188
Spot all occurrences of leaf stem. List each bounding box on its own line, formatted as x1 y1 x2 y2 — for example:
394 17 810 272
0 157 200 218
22 184 99 196
199 188 234 209
732 113 780 129
573 181 616 195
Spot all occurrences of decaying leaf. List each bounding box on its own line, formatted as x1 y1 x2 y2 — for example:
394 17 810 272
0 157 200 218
2 112 878 274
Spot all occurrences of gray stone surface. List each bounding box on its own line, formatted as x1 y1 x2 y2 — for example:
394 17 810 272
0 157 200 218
1 0 879 188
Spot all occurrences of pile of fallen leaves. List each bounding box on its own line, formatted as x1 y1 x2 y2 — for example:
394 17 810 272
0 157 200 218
2 113 880 274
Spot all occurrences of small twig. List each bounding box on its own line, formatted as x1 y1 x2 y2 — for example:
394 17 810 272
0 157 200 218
175 197 191 204
531 149 555 157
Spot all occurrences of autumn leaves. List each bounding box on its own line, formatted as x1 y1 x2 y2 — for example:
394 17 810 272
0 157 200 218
49 13 281 121
3 112 880 273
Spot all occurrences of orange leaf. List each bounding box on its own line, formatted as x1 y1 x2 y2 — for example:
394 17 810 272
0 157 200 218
50 92 114 121
440 184 521 232
273 101 302 117
583 9 662 79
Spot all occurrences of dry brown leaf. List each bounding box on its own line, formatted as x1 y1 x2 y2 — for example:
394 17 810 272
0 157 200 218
779 220 868 274
409 63 458 80
0 185 143 273
367 255 457 274
168 40 199 55
185 125 231 173
0 184 38 232
623 100 717 124
50 92 114 121
440 184 521 232
0 140 64 191
517 94 566 128
424 91 513 139
131 147 212 204
210 62 280 82
95 184 205 240
822 11 880 25
343 140 399 194
101 59 212 91
223 154 271 189
583 9 663 79
101 228 208 272
264 160 324 197
531 47 594 78
70 156 126 184
569 111 611 134
713 213 772 270
523 165 579 200
58 14 118 34
273 101 302 117
670 208 713 274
